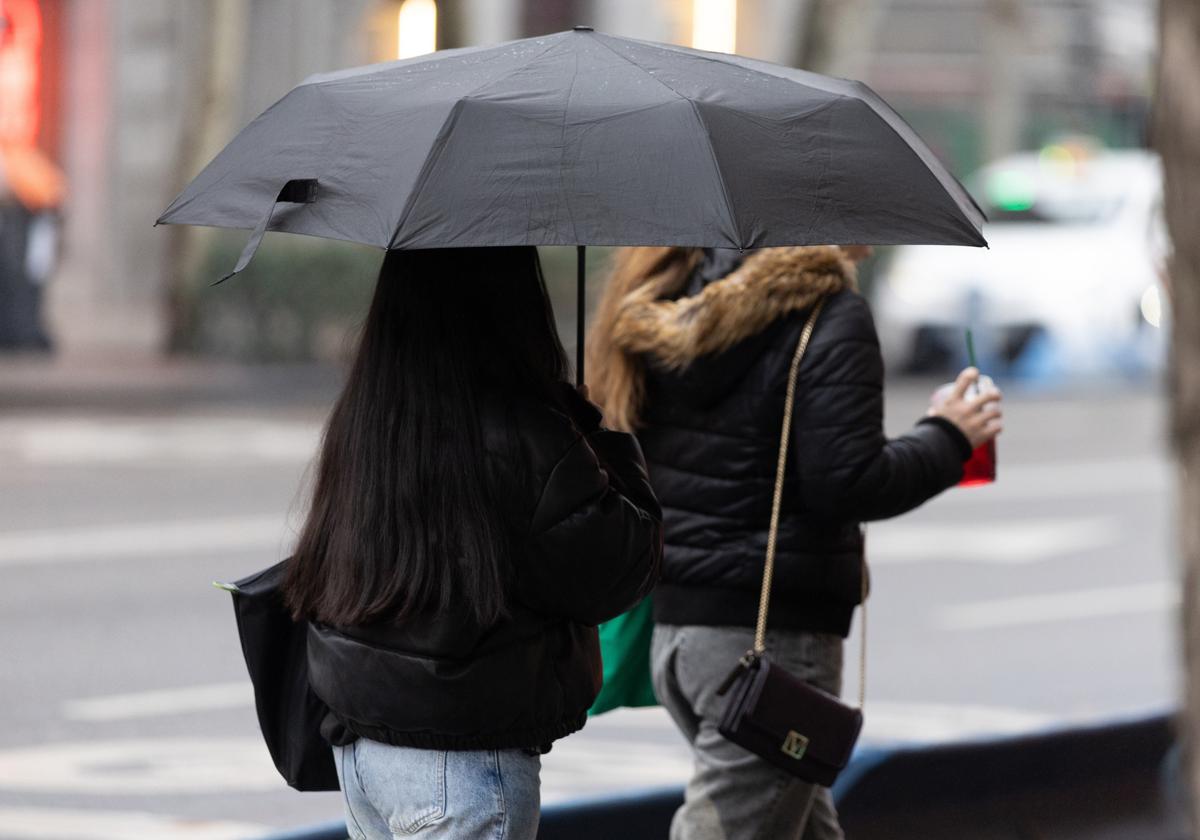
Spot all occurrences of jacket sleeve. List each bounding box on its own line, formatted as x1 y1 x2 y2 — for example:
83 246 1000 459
515 427 664 626
791 292 970 522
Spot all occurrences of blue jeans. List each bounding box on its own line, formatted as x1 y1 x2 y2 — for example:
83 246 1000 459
332 739 541 839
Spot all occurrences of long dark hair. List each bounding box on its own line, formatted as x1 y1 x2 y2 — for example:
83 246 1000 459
284 246 570 627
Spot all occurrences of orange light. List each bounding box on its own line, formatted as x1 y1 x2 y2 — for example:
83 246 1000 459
1 144 64 209
0 0 43 147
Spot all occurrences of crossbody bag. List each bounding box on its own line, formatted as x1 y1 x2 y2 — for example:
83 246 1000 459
715 298 867 786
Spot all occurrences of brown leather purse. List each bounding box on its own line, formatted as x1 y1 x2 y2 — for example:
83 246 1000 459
716 298 867 787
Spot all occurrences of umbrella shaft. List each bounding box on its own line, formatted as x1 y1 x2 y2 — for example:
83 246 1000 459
576 245 586 387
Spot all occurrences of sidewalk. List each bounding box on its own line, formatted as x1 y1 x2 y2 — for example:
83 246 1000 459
0 354 343 411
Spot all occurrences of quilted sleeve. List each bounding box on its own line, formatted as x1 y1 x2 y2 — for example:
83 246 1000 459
790 292 967 522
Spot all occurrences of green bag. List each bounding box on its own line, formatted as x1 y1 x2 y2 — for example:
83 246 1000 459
588 596 658 715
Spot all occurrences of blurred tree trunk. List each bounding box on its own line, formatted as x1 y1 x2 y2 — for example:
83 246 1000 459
794 0 880 78
1155 0 1200 830
437 0 466 49
794 0 832 70
981 0 1027 162
521 0 584 37
164 0 246 353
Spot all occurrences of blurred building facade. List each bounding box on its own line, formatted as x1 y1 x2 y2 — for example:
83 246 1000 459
857 0 1154 173
8 0 1155 358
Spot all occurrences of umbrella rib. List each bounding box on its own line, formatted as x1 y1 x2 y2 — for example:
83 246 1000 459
589 35 742 247
846 82 987 227
388 37 568 249
557 47 582 244
684 99 742 248
667 45 986 231
613 38 985 236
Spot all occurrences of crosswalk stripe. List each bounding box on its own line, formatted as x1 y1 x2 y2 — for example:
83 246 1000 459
0 509 1131 570
0 808 269 840
858 701 1057 742
937 581 1179 630
0 416 319 464
870 515 1120 564
62 682 252 722
542 701 1063 801
932 456 1168 506
0 738 282 794
0 515 291 567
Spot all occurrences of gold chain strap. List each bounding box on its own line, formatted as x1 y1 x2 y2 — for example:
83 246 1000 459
859 527 867 708
752 297 868 709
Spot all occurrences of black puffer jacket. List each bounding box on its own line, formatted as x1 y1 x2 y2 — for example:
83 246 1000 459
307 389 663 752
612 247 970 638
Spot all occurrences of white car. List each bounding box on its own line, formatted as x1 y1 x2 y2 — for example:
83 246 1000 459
872 147 1167 377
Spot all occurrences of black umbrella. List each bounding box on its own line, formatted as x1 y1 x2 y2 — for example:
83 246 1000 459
158 27 986 382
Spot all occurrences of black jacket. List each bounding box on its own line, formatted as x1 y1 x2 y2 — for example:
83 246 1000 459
307 389 663 751
612 247 970 638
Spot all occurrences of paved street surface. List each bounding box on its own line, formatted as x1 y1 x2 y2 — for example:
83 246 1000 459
0 371 1176 838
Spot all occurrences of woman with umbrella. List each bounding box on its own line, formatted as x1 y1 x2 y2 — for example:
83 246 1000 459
159 27 993 839
587 244 1003 840
282 246 663 839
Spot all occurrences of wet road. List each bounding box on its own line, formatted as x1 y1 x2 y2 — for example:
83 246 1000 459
0 378 1176 837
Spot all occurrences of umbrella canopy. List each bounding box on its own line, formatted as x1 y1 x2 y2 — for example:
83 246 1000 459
157 28 985 253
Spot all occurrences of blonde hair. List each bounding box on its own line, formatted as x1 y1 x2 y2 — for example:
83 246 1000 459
586 247 701 431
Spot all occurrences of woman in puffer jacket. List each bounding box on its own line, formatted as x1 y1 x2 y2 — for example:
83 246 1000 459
284 246 662 840
587 245 1001 840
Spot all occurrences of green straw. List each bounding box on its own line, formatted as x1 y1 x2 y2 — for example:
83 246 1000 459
965 328 978 369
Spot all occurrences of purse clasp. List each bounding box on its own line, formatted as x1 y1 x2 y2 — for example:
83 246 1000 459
781 730 809 760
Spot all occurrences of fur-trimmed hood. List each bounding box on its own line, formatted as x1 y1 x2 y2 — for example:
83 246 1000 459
610 246 857 369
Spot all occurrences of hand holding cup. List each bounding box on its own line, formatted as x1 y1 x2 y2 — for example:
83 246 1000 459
929 367 1003 449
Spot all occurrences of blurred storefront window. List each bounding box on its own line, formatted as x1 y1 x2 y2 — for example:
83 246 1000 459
367 0 439 63
691 0 737 53
398 0 437 59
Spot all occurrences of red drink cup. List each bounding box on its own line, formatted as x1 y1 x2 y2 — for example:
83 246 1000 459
959 438 996 487
931 375 997 487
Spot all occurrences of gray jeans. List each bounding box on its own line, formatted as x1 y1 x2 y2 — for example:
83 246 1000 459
651 624 846 840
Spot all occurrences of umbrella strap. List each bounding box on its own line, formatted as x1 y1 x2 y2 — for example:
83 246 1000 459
214 179 318 285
